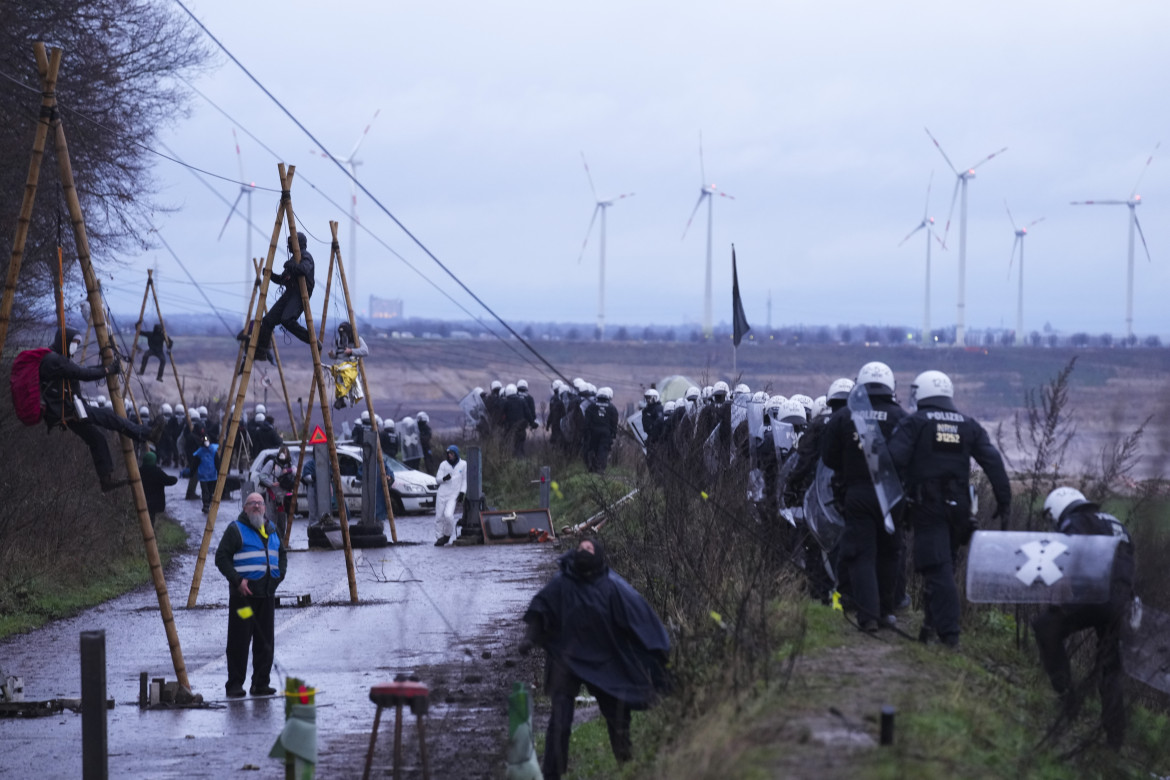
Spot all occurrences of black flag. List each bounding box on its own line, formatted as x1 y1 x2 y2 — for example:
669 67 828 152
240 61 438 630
731 245 751 347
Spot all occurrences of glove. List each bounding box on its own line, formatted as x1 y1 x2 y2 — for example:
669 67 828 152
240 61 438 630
992 503 1010 530
457 492 465 504
443 474 452 482
105 358 122 376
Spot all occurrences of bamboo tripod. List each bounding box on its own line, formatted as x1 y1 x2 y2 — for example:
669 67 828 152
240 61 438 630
286 220 397 547
187 164 359 607
119 269 192 430
216 258 297 456
0 44 190 689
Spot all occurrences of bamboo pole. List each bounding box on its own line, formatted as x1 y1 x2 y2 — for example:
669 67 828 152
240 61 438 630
0 47 61 354
40 42 189 690
187 165 290 608
148 277 192 432
218 258 264 451
331 220 398 542
266 335 298 440
285 240 335 548
122 273 151 389
281 185 359 603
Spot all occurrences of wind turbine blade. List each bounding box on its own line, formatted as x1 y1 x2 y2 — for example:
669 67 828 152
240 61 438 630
1027 217 1046 229
969 146 1008 171
699 130 707 184
580 151 599 202
932 229 947 250
611 192 635 202
577 205 601 263
1134 212 1153 262
898 222 926 247
216 190 246 241
232 128 245 182
1070 200 1126 205
714 189 736 200
941 178 961 247
682 192 708 240
1004 199 1018 231
1007 235 1020 277
347 108 381 161
921 170 934 222
1130 141 1161 197
923 127 959 175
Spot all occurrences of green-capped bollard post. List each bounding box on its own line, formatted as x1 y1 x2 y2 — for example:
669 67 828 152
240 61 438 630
505 682 542 780
270 677 316 779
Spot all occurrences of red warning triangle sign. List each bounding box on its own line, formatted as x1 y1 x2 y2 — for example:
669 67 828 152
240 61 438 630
308 425 328 445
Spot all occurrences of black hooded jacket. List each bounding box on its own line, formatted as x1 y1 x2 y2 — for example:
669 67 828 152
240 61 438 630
524 542 670 708
39 327 106 425
274 233 315 296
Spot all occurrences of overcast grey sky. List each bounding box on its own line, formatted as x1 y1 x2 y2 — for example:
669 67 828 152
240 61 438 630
98 0 1170 338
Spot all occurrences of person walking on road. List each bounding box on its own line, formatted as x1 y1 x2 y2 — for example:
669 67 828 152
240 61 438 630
433 445 466 546
521 537 671 780
215 492 286 698
139 451 177 527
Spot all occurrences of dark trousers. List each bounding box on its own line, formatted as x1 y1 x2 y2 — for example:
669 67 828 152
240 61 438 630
1033 601 1126 748
839 490 899 626
67 405 151 483
186 466 200 499
226 590 275 692
543 661 631 780
139 350 165 381
200 480 215 511
920 559 960 641
258 292 311 351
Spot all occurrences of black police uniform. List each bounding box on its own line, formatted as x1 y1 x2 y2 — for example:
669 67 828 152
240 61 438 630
584 399 619 473
888 396 1010 645
1032 501 1134 749
821 392 906 629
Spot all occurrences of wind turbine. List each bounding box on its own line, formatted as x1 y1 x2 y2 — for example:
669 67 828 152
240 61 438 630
1004 202 1044 346
682 133 735 340
312 108 381 317
924 128 1008 346
217 128 257 325
576 152 633 340
898 172 945 346
1071 142 1159 342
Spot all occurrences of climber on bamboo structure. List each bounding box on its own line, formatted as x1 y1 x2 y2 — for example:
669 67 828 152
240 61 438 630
251 231 316 367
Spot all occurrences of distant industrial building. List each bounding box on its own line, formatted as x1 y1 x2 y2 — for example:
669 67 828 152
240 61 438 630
369 295 403 320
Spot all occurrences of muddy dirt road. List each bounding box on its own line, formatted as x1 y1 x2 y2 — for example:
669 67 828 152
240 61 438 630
0 476 557 778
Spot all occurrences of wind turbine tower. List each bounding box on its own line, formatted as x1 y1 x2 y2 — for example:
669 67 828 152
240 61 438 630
924 128 1007 346
1071 142 1159 342
1004 202 1044 346
313 109 381 317
898 172 944 346
682 134 735 340
576 153 633 340
217 129 256 325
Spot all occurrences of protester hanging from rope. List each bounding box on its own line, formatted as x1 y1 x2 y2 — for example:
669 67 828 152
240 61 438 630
253 231 317 365
31 327 164 492
327 321 368 409
137 323 172 382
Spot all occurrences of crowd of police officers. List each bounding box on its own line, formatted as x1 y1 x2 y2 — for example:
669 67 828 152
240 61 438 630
632 362 1136 748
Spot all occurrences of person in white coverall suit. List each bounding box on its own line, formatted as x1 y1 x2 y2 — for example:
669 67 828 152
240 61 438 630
434 444 467 546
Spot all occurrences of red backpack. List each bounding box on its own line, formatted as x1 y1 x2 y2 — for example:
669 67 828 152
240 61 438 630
10 347 51 426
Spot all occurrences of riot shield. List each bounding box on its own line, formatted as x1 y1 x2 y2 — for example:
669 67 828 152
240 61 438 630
803 462 844 551
731 395 749 432
965 530 1120 605
702 423 723 474
846 384 903 534
398 416 423 464
771 422 798 466
1122 601 1170 694
746 400 765 442
775 451 801 527
458 390 485 429
626 413 648 451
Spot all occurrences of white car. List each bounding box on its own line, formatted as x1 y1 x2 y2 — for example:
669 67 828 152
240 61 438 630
247 444 437 516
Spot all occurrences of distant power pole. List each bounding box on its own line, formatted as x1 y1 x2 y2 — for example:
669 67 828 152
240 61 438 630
766 289 772 331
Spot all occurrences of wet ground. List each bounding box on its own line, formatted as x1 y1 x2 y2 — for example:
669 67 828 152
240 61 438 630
0 475 557 778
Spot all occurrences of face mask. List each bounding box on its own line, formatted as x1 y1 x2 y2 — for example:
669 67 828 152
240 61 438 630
68 340 79 357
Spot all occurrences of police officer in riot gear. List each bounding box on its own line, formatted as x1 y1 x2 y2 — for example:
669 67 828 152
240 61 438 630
821 363 906 632
641 388 664 447
584 387 619 473
1032 487 1134 749
888 369 1010 648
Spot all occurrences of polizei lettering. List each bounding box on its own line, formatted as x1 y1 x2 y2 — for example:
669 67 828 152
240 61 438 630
926 411 964 422
855 410 887 421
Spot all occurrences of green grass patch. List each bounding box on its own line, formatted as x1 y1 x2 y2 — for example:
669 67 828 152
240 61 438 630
0 515 188 640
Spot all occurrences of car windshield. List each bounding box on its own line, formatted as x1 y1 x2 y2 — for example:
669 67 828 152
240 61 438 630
382 455 412 473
